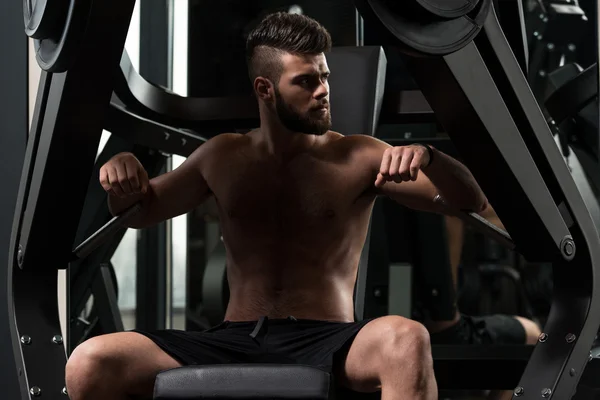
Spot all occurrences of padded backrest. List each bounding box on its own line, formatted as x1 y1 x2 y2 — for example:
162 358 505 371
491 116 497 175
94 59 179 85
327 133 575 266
327 46 387 136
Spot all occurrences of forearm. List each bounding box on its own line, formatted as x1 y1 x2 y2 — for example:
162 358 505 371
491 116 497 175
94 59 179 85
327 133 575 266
107 190 153 228
423 147 487 212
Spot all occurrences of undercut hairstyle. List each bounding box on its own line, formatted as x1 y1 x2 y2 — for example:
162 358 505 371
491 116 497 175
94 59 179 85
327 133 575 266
246 12 332 85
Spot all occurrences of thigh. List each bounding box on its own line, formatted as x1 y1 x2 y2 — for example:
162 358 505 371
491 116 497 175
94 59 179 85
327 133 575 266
335 315 428 392
69 331 182 397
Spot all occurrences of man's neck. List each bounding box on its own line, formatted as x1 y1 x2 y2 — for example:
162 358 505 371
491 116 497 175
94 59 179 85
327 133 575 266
255 111 316 157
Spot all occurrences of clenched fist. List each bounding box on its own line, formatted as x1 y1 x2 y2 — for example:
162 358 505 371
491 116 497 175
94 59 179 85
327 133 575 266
99 152 149 198
375 144 432 187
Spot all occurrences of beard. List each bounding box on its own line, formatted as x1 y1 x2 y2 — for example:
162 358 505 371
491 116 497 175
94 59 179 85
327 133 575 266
274 87 332 135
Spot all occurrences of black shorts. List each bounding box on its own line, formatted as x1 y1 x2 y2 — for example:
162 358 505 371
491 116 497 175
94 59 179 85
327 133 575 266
133 316 374 373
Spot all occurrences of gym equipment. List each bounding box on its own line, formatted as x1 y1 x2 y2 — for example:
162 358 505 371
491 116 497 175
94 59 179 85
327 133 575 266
365 0 491 56
23 0 92 72
67 135 169 350
545 63 598 127
355 0 600 398
71 204 141 261
544 63 600 233
494 0 529 75
9 1 600 399
154 365 333 400
414 0 479 18
9 1 135 398
525 0 588 102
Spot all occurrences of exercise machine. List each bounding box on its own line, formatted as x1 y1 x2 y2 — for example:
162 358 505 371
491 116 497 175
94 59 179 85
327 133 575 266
7 0 600 399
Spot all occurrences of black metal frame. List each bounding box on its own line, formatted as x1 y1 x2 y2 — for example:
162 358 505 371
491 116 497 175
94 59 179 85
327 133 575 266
67 134 167 351
135 0 172 332
0 2 29 399
525 1 588 101
496 0 529 75
354 0 600 397
68 135 134 352
8 1 135 398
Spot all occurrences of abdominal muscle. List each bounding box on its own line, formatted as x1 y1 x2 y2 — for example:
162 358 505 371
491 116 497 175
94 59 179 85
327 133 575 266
222 235 362 323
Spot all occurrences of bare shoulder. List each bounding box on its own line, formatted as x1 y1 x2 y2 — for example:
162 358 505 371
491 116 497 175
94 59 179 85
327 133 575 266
324 132 389 160
190 132 250 164
201 132 249 152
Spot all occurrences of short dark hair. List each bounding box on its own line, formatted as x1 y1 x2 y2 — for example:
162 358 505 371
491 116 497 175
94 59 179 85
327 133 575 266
246 12 332 84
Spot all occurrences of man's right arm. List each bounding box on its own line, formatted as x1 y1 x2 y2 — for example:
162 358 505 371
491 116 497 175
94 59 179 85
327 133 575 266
102 137 219 229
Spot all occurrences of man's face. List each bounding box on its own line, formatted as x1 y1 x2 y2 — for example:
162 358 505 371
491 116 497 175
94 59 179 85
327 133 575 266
273 53 331 135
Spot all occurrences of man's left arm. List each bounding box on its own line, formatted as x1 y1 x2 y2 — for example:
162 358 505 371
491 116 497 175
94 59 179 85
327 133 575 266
365 138 488 214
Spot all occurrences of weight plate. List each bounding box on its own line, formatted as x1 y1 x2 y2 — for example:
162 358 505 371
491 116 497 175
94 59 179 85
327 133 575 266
26 0 92 72
415 0 479 19
360 0 491 56
23 0 69 40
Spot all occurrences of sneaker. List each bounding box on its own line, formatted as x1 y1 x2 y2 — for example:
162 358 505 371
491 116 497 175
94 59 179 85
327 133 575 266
430 314 526 345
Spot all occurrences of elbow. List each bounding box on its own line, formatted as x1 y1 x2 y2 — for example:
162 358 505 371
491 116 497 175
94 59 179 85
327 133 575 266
474 194 489 214
457 192 487 214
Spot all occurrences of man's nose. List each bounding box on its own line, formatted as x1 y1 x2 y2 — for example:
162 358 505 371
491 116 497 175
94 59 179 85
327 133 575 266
314 82 329 100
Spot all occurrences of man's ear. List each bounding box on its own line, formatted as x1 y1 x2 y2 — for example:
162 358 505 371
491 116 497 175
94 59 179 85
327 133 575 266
254 77 273 101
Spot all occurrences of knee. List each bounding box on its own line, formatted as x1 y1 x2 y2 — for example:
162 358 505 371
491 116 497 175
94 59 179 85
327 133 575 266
65 336 116 392
513 316 542 345
378 317 433 367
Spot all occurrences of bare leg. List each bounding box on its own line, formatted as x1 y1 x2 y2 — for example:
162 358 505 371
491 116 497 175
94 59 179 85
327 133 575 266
433 214 541 400
65 332 182 400
337 316 438 400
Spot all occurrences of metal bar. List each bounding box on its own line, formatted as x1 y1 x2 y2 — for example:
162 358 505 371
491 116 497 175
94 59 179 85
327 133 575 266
136 220 169 331
71 203 142 261
0 1 29 398
135 155 169 332
140 0 180 332
106 103 207 157
458 212 514 249
136 4 172 328
496 0 529 74
140 1 170 88
91 263 125 333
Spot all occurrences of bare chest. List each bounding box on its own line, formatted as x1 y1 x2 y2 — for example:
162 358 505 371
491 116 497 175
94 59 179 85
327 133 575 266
209 155 367 226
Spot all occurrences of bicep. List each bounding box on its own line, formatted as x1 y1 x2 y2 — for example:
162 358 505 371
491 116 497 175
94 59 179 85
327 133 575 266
142 149 212 225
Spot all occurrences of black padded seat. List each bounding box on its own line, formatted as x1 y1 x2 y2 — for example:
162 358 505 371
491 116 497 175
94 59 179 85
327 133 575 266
153 364 334 400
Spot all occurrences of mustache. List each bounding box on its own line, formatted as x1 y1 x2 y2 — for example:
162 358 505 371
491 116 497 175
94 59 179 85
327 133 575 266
311 101 329 110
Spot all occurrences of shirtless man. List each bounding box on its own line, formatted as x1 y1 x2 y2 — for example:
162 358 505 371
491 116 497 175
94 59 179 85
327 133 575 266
65 12 488 400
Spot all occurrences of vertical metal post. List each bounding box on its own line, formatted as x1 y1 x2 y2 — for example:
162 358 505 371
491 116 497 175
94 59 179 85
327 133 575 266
135 0 172 331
